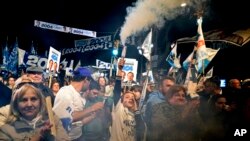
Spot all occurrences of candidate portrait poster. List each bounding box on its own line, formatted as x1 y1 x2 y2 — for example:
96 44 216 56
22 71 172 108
46 47 61 73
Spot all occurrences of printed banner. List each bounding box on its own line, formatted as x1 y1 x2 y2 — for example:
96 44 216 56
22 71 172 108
60 35 112 55
96 59 111 69
24 55 80 72
34 20 96 38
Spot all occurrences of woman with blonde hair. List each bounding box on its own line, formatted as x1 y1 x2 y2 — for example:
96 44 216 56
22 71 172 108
0 82 69 140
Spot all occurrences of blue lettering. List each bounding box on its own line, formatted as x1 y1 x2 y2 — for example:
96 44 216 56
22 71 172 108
51 54 58 61
123 65 133 71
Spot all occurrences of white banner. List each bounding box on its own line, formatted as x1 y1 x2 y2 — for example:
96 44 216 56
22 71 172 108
24 55 80 72
34 20 96 38
96 59 111 69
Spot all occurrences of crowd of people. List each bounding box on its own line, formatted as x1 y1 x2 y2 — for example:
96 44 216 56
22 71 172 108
0 58 250 141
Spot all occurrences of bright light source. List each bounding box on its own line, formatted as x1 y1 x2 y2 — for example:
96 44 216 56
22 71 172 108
180 3 187 7
112 49 118 56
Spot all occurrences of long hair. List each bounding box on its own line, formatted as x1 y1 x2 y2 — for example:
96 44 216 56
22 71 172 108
6 83 46 123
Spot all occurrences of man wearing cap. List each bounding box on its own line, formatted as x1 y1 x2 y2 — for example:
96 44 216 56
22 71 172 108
52 67 104 141
26 66 55 104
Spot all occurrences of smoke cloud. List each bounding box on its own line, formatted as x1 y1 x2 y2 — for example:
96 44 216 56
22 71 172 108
120 0 207 45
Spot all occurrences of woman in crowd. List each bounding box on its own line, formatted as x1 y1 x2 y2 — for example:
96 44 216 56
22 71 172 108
149 85 203 141
98 76 107 95
0 82 69 140
51 81 60 96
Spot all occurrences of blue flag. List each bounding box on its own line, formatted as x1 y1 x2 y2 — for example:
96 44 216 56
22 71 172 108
8 38 19 75
30 41 37 55
2 43 9 70
166 43 181 68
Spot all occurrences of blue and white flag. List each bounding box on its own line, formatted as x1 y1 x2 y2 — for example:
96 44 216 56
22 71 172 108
196 17 208 60
196 48 220 73
196 67 214 92
8 38 18 75
184 58 199 98
195 17 220 74
166 43 181 68
205 67 214 79
2 43 9 70
141 29 153 61
182 51 194 71
30 41 37 55
18 48 27 66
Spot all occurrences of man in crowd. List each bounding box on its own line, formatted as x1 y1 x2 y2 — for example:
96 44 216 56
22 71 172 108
53 67 104 140
26 66 55 105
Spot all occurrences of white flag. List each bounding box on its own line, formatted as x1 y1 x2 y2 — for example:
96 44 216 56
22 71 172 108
196 17 208 60
141 29 153 61
18 48 26 66
166 43 181 69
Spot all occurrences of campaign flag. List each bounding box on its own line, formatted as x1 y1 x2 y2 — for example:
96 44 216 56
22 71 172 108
182 51 194 71
196 48 220 73
8 38 19 75
196 17 208 60
195 17 208 74
205 67 214 79
74 61 81 71
182 47 199 97
30 41 37 55
168 54 181 76
196 67 214 92
141 29 153 61
2 43 9 70
184 61 199 98
166 43 176 66
18 48 27 66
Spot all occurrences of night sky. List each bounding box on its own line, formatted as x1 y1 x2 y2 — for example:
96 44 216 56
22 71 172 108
1 0 250 79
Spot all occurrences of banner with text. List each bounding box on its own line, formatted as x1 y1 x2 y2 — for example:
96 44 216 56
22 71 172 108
34 20 96 38
59 35 113 55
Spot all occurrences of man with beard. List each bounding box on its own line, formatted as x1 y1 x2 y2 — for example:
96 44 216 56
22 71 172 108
53 67 104 141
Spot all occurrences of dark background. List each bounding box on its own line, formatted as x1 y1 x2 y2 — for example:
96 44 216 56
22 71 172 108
0 0 250 80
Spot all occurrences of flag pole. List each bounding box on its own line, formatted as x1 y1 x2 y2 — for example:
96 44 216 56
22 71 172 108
138 61 150 111
109 56 113 78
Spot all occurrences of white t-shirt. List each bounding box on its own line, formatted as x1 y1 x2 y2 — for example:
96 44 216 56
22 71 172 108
52 85 86 140
110 101 136 141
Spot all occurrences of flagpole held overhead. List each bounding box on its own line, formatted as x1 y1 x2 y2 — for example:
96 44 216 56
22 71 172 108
138 28 153 116
140 29 153 62
121 45 127 58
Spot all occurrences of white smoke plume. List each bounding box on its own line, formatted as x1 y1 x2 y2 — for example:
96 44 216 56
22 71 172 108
120 0 207 45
